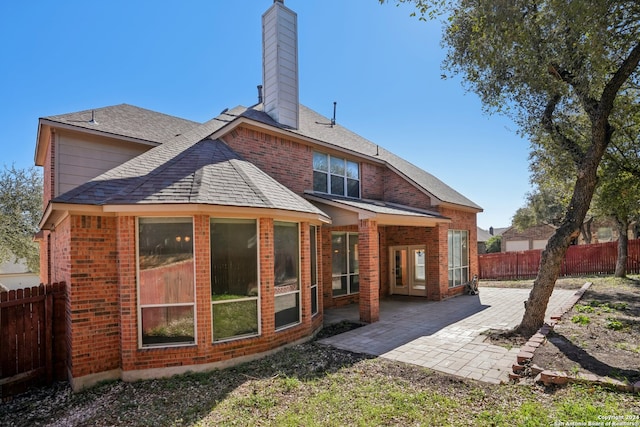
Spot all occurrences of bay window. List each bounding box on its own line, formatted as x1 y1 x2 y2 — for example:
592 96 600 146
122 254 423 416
210 219 259 342
138 217 195 347
274 222 300 329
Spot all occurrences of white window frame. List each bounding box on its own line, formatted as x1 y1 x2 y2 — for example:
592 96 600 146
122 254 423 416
332 232 359 297
210 218 261 343
313 152 360 198
274 221 302 331
137 217 197 349
448 229 469 288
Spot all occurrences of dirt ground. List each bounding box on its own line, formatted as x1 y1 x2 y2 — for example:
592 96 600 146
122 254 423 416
483 276 640 385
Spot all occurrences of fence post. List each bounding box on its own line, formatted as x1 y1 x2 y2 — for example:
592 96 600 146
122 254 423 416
45 285 54 385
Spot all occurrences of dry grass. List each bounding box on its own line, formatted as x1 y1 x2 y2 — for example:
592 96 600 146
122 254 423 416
2 276 639 426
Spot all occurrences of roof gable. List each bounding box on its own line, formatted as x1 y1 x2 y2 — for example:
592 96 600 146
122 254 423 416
231 104 481 210
41 104 199 144
53 128 328 219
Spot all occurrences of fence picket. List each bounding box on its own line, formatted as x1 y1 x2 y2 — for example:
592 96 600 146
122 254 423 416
480 239 640 280
0 282 66 397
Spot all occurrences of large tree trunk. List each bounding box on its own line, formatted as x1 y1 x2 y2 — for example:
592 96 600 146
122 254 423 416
517 137 608 337
615 217 629 278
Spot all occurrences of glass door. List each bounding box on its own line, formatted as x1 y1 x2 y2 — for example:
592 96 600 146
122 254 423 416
390 246 426 296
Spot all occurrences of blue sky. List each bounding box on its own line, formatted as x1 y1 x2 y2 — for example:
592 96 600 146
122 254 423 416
0 0 531 229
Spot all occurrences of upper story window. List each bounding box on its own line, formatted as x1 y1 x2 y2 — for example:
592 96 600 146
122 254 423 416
313 152 360 198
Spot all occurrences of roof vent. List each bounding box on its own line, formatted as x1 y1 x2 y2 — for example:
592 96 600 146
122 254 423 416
88 110 98 125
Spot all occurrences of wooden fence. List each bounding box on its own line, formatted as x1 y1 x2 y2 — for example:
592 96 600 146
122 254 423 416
479 239 640 280
0 282 67 398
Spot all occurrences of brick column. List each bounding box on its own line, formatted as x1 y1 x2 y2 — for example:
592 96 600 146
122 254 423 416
358 219 379 323
259 218 275 337
436 223 450 299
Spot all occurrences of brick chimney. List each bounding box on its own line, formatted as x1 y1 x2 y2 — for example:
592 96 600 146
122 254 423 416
262 0 299 129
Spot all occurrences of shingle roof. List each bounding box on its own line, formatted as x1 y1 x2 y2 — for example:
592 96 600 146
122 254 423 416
237 104 482 210
42 104 199 144
306 193 449 220
54 125 328 218
50 102 479 213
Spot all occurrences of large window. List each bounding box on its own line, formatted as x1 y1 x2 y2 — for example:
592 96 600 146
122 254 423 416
332 232 359 296
138 217 195 347
274 222 300 329
313 152 360 198
210 219 259 342
448 230 469 288
310 225 319 316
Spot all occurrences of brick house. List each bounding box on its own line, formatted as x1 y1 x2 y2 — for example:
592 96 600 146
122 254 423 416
501 224 557 252
34 0 481 390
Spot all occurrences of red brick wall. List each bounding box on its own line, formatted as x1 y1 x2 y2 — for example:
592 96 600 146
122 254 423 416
321 225 360 310
100 215 321 378
361 162 384 199
358 219 379 323
382 226 442 300
223 127 313 194
383 169 432 208
437 207 478 298
67 215 120 379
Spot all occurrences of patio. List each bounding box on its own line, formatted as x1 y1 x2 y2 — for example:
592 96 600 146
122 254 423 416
319 287 580 383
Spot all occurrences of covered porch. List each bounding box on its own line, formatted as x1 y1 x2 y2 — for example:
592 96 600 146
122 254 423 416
306 193 452 324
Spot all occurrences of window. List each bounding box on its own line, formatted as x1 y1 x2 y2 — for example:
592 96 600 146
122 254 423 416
310 225 318 316
210 219 259 342
313 152 360 198
275 222 300 329
332 232 359 296
138 217 195 347
448 230 469 287
597 227 613 242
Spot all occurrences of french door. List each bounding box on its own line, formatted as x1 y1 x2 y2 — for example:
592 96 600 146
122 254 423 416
390 245 426 296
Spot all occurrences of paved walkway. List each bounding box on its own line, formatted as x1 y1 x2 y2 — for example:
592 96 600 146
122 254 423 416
319 287 580 384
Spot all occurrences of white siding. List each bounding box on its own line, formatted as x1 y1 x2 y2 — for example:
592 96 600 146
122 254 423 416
506 240 529 252
532 239 548 250
56 133 150 196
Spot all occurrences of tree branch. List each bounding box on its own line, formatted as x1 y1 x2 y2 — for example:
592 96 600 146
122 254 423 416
541 94 585 167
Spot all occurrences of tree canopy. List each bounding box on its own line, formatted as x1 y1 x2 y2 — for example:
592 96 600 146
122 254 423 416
382 0 640 335
0 165 43 273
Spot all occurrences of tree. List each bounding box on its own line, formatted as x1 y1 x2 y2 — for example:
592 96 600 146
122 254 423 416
485 235 501 253
382 0 640 335
593 167 640 278
0 165 43 273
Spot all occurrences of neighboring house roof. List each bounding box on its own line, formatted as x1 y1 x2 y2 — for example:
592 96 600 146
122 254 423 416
477 226 509 242
477 227 493 243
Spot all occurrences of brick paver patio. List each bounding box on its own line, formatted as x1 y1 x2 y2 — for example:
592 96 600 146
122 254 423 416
320 287 580 384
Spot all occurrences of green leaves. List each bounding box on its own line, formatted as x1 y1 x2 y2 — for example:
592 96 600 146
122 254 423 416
0 165 43 272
